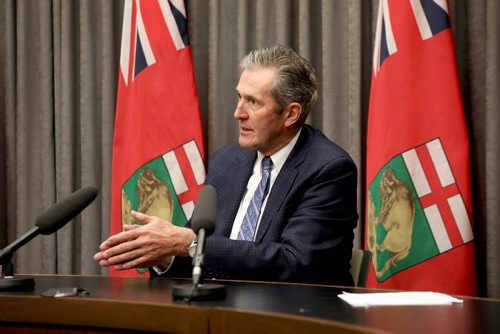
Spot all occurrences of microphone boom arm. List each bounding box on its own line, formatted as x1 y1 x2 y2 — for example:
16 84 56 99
0 226 40 264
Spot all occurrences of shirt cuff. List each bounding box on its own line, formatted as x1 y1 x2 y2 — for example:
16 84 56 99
152 256 175 275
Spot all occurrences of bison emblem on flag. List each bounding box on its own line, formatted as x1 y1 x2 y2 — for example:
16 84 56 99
367 138 474 282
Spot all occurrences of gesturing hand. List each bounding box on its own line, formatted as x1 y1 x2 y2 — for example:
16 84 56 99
93 211 196 270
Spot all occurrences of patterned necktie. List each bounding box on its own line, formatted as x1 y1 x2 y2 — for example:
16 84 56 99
237 157 273 241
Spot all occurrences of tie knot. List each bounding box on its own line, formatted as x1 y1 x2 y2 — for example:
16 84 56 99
262 156 272 172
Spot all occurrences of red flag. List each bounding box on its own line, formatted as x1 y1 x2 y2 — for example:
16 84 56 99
365 0 476 295
110 0 205 276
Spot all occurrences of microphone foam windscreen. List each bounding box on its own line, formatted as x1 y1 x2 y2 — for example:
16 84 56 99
191 185 217 235
35 186 99 235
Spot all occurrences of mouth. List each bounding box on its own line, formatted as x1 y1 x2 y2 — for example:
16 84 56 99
239 125 252 134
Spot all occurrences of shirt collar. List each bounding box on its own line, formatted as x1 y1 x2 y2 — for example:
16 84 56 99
256 128 302 173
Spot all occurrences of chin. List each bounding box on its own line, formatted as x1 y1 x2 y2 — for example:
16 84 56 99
238 138 253 149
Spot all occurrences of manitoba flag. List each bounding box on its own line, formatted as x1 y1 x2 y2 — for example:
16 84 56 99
110 0 205 276
365 0 476 295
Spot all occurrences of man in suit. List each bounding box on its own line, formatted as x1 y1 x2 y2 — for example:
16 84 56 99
95 45 358 285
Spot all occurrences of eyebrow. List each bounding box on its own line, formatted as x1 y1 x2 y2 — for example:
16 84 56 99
236 89 257 100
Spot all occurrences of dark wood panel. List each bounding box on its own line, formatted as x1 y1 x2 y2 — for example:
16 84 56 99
209 308 386 334
0 295 207 334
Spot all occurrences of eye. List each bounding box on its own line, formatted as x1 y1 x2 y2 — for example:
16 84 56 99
248 98 260 110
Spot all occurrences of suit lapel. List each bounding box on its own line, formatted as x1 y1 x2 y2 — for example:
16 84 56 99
255 126 314 242
217 149 256 237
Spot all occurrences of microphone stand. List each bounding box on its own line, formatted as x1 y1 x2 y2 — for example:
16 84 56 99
172 230 226 302
172 185 225 302
0 250 35 291
0 226 39 291
172 275 226 303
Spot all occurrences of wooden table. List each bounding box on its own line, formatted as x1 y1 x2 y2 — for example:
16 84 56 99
0 275 498 333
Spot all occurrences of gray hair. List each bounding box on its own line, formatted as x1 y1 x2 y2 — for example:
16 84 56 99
240 45 318 125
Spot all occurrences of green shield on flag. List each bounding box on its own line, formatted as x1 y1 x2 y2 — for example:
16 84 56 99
367 154 439 282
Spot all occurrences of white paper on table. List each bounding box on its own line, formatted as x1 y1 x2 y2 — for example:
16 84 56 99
338 291 463 307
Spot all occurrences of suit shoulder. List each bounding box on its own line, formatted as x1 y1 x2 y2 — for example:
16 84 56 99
209 143 255 168
306 127 355 164
211 143 244 160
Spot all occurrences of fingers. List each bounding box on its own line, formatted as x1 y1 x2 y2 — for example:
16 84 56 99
93 228 140 263
96 239 144 268
131 210 155 224
94 250 106 261
100 236 140 261
113 255 151 271
123 224 141 231
99 225 142 250
98 211 166 249
99 253 143 270
103 247 143 269
99 242 168 271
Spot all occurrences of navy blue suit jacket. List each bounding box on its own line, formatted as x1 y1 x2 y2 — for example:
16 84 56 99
161 124 358 285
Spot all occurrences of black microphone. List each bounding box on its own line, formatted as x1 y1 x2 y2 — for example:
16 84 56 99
191 185 216 286
0 186 99 291
172 185 226 301
35 186 99 235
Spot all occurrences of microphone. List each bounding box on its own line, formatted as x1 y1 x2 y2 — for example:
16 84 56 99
35 186 99 235
190 185 216 286
172 185 226 301
0 186 99 291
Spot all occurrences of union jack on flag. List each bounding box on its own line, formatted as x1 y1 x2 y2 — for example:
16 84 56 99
373 0 450 76
120 0 190 86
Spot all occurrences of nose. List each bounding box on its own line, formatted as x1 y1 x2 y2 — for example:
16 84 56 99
234 100 247 120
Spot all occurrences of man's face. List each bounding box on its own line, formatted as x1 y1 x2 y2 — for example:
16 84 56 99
234 68 290 156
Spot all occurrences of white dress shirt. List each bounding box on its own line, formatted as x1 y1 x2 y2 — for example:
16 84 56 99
229 129 301 240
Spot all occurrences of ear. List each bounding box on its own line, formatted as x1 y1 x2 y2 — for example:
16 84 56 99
284 102 302 127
